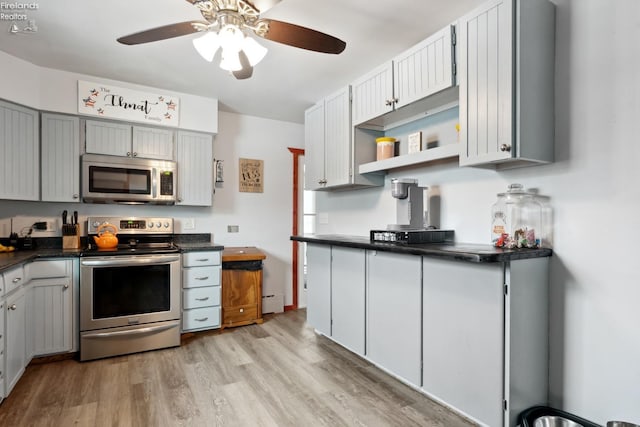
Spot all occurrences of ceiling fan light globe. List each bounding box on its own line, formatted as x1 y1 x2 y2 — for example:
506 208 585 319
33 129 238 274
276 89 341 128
242 37 268 66
192 32 220 62
218 24 245 53
219 50 243 71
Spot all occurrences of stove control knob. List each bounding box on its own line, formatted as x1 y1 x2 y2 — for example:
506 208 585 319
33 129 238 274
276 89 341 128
148 222 154 228
92 221 101 228
164 222 170 228
156 222 162 228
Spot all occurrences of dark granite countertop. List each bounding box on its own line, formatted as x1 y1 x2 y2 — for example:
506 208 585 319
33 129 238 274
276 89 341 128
0 248 84 273
291 234 552 263
177 242 224 252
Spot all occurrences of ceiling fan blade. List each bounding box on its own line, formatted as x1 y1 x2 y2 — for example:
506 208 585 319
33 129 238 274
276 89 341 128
117 21 208 45
257 19 346 54
233 51 254 80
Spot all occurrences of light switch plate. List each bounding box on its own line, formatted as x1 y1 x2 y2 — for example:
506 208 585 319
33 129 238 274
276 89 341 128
184 218 195 230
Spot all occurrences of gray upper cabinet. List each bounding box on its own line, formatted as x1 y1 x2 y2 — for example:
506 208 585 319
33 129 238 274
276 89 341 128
85 120 174 160
0 100 39 201
304 86 383 191
175 130 213 206
41 113 80 202
352 25 456 126
458 0 555 169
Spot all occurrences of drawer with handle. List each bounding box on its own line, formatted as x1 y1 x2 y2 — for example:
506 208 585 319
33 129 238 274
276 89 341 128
183 286 220 310
182 306 220 331
182 266 220 288
3 265 25 294
183 251 221 267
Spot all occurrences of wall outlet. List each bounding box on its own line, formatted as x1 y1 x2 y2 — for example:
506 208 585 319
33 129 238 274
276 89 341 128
184 218 195 230
319 212 329 225
227 225 239 233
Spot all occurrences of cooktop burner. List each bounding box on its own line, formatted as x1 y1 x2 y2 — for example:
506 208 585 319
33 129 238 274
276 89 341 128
82 216 179 256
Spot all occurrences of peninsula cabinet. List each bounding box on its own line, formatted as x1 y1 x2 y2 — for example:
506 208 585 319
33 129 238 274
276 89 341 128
351 24 455 126
458 0 555 168
305 243 332 336
421 256 549 427
304 87 382 191
85 120 174 160
221 247 266 329
330 247 365 355
175 130 214 206
41 113 80 202
0 99 39 201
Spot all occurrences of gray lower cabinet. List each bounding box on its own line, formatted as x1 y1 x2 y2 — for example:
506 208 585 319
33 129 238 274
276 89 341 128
181 251 222 332
5 286 26 397
330 247 365 355
366 250 422 386
305 244 332 336
422 256 549 426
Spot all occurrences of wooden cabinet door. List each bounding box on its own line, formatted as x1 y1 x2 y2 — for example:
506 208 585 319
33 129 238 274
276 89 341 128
351 61 394 125
305 244 331 336
222 269 260 325
28 278 73 357
176 131 213 206
304 101 325 190
323 87 352 188
41 113 80 202
5 287 27 395
422 257 504 427
0 100 39 201
330 247 365 355
132 126 174 160
393 25 455 109
458 0 514 165
366 250 422 386
85 120 132 157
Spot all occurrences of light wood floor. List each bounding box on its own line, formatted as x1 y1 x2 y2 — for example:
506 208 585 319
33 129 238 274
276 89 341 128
0 309 476 427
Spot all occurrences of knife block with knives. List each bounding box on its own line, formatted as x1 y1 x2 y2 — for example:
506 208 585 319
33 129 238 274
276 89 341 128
62 210 81 250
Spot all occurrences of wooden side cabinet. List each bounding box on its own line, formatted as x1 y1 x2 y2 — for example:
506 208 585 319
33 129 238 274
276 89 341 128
221 247 266 329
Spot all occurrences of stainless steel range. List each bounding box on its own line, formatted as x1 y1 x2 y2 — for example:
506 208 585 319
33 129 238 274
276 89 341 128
80 216 181 361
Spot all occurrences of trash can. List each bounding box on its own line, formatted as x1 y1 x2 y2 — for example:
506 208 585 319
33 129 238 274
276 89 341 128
518 406 601 427
221 247 266 329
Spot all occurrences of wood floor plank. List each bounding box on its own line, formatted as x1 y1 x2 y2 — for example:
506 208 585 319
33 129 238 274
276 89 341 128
0 309 477 427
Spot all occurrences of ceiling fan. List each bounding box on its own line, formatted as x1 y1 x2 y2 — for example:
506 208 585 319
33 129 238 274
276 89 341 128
117 0 346 80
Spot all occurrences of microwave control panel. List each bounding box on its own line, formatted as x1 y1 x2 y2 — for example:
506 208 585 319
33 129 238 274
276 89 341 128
160 171 174 196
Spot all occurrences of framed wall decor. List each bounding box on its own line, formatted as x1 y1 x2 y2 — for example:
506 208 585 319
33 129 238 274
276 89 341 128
239 158 263 193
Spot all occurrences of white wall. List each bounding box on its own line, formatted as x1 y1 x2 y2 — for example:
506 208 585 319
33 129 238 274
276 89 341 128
0 51 218 134
315 0 640 424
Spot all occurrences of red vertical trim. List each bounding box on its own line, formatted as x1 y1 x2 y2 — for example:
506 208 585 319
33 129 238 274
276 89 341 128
286 147 305 312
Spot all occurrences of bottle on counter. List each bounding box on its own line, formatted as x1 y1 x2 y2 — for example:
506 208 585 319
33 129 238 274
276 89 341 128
491 183 542 249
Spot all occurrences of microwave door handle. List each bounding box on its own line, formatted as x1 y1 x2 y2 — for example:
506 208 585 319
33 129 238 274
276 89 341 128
152 168 158 199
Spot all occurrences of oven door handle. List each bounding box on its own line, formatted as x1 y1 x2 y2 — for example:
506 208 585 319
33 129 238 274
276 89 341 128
82 323 177 339
152 167 158 199
81 255 180 267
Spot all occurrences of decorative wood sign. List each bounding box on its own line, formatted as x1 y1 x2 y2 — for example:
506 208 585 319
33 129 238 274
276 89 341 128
77 80 180 127
239 158 264 193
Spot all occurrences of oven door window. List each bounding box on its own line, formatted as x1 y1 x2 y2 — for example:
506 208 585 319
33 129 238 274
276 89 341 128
92 264 170 318
89 166 151 194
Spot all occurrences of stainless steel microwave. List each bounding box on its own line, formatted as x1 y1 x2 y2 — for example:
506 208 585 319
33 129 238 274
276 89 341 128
82 154 177 204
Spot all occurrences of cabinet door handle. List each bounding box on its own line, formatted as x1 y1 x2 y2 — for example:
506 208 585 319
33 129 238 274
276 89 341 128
195 276 209 281
9 304 17 311
12 277 21 283
195 317 209 322
385 99 392 106
196 258 210 262
133 152 138 157
195 297 209 301
63 284 69 289
500 144 512 152
73 194 79 199
127 151 132 157
239 308 244 313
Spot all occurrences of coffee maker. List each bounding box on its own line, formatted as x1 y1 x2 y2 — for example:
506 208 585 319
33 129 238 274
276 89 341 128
370 178 454 244
388 178 427 230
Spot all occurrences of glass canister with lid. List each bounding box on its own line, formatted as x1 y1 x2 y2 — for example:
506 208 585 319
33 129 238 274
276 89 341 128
491 183 542 248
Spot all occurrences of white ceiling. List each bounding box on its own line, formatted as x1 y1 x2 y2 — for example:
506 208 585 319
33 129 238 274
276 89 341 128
0 0 485 124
